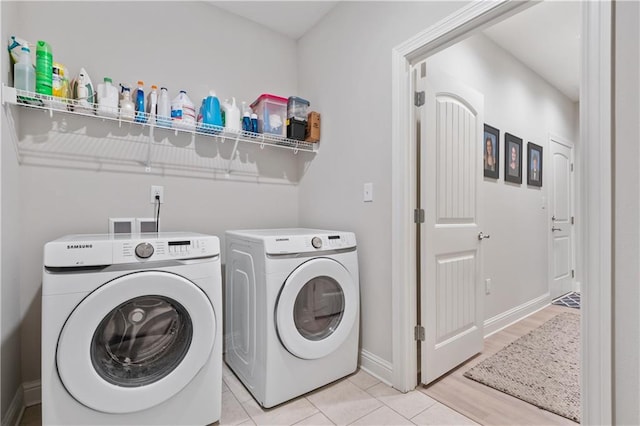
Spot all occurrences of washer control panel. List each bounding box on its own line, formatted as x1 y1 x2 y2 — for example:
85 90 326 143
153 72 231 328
116 237 217 262
43 233 220 267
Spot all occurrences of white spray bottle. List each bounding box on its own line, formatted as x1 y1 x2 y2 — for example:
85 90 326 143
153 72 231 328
222 97 241 132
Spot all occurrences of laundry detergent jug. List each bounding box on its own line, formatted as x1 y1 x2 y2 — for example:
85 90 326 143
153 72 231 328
171 90 196 130
198 91 223 133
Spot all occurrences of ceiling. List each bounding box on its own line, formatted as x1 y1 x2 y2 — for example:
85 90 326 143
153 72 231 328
483 1 581 102
209 1 580 102
211 1 339 40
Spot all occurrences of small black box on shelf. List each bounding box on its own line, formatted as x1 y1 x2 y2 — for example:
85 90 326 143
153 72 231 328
286 118 307 141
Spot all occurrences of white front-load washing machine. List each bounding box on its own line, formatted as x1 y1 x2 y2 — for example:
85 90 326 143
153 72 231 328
224 228 359 408
42 232 222 425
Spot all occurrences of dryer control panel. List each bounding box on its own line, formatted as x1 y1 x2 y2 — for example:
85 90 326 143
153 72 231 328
263 232 356 255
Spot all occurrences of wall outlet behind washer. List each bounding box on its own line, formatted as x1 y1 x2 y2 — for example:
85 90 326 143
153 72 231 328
150 185 164 204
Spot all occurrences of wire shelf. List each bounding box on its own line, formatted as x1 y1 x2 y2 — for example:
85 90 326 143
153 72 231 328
1 85 318 173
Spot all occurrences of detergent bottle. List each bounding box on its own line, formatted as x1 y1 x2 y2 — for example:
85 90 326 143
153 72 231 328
133 81 146 123
35 40 52 95
222 97 241 132
199 91 223 133
157 87 171 128
171 90 196 130
119 85 135 121
146 85 158 124
97 77 119 118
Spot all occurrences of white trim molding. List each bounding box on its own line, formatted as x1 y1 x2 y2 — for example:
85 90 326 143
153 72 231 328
390 1 613 423
0 380 42 426
359 349 393 386
483 293 551 338
580 1 613 423
1 386 24 426
22 380 41 407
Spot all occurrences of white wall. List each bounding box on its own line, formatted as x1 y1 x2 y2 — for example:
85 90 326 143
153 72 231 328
7 1 302 385
1 0 24 419
614 1 640 424
296 1 471 366
426 34 578 320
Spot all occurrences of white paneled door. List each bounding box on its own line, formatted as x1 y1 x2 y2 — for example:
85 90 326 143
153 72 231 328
420 66 485 385
549 137 575 299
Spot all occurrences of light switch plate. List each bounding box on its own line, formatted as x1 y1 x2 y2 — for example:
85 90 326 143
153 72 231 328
364 182 373 202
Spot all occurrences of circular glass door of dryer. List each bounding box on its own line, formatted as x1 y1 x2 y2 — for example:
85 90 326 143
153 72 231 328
56 271 216 414
275 258 357 360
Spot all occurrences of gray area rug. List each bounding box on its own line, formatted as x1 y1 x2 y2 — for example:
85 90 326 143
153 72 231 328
463 312 580 422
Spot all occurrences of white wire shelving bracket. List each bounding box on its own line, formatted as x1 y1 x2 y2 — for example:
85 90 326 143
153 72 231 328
1 84 318 173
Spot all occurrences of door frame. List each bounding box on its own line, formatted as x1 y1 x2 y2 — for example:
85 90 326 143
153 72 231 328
548 133 577 299
390 1 612 424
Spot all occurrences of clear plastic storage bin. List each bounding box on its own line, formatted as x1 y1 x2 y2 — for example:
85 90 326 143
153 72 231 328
287 96 310 121
250 94 287 136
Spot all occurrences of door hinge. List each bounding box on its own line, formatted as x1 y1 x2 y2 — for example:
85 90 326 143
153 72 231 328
415 91 425 107
572 269 575 278
571 163 574 172
571 216 575 225
414 208 425 224
414 325 425 341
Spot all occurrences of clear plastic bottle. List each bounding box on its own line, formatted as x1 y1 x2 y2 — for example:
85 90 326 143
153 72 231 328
146 85 158 124
14 45 35 93
157 87 171 128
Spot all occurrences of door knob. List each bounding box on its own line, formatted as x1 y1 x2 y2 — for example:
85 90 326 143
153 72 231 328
478 232 490 241
551 227 562 232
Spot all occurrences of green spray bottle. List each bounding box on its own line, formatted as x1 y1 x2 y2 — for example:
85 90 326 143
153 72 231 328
35 40 52 95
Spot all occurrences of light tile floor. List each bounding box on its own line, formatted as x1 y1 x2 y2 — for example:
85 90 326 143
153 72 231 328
20 365 478 425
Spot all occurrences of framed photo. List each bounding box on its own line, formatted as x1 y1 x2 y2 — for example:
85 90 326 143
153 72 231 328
527 142 543 187
483 124 499 179
504 133 522 184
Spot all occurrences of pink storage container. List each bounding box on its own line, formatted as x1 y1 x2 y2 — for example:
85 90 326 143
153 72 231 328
250 94 287 136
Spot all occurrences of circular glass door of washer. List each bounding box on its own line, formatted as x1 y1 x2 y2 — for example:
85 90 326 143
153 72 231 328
56 271 215 414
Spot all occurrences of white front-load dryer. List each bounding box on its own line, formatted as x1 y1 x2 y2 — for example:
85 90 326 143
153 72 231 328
42 232 222 425
224 228 359 408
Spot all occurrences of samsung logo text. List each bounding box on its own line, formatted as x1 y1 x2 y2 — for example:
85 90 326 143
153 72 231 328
67 244 93 249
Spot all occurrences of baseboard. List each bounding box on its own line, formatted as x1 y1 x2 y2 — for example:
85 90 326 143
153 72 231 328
23 380 41 407
483 292 551 337
1 385 24 426
359 349 393 386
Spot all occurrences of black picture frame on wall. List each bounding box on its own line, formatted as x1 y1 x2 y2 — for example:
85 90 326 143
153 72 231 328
483 124 499 179
504 133 522 184
527 142 543 187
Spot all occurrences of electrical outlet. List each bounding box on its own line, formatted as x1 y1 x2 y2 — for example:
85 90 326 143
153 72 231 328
150 185 164 204
485 278 491 295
